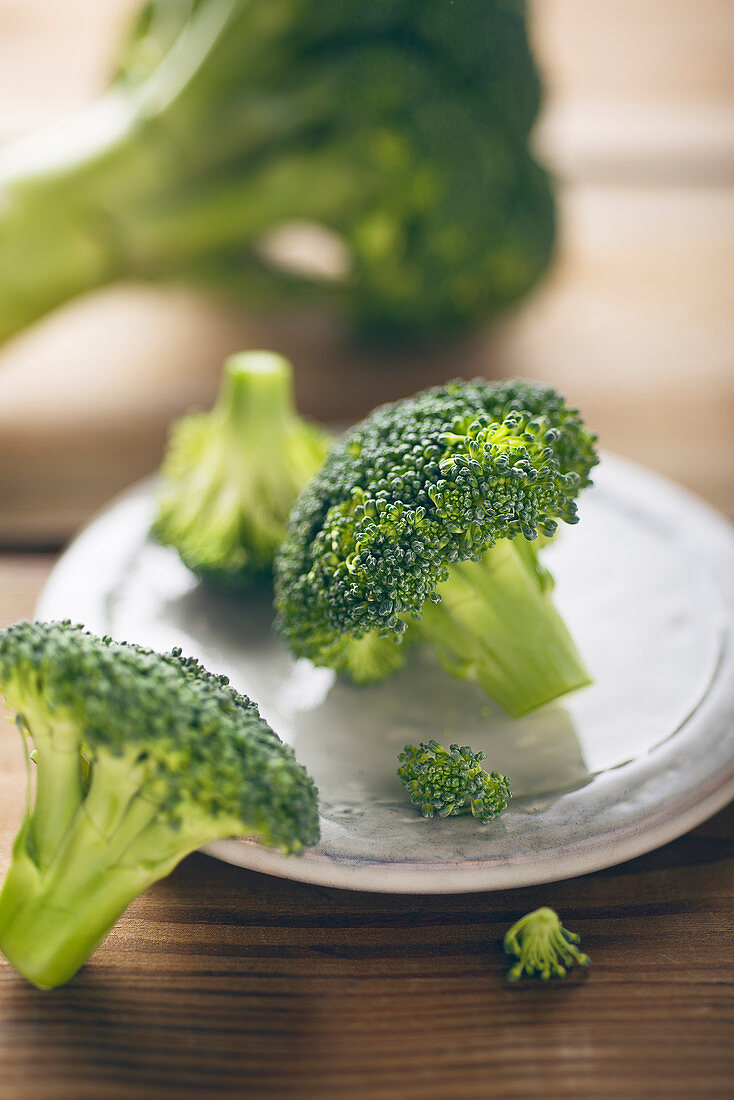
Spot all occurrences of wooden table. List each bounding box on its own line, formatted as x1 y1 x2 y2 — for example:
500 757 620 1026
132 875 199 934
2 0 734 543
0 555 733 1100
1 2 733 1096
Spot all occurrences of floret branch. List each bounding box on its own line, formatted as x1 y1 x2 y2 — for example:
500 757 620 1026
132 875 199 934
0 621 319 989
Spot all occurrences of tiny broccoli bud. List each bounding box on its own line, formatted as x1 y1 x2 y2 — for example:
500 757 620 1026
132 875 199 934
397 739 511 824
504 907 590 982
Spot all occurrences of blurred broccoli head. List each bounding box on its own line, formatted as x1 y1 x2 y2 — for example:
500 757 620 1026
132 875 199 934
152 350 331 589
0 0 553 342
0 620 319 988
275 378 598 714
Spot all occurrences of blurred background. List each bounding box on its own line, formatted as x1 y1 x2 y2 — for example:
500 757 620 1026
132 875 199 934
0 0 732 545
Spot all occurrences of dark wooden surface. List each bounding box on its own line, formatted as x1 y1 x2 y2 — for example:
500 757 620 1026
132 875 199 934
0 557 733 1100
1 2 734 1095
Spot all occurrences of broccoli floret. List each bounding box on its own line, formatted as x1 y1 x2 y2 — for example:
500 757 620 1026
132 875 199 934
504 907 590 981
152 350 331 589
275 378 598 716
0 0 553 343
398 740 511 823
0 620 319 989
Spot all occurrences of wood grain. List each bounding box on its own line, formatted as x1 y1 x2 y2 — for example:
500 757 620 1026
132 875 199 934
1 2 733 1095
1 2 733 543
0 558 732 1100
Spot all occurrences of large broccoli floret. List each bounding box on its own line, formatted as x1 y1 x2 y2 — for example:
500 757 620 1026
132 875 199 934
275 379 598 716
0 620 319 989
0 0 553 343
152 350 331 588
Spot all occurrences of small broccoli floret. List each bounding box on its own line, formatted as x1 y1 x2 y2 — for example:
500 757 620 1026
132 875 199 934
398 740 511 823
504 907 590 981
275 378 598 715
152 350 331 589
0 620 319 989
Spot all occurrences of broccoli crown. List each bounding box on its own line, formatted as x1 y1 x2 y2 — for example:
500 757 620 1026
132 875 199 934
504 907 590 981
275 378 598 667
0 619 321 986
398 740 511 824
152 350 331 589
0 619 319 853
162 0 555 338
0 0 553 343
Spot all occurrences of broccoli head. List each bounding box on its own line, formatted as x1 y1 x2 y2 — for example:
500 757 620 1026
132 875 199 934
0 620 319 989
275 378 598 715
152 350 331 588
398 740 511 823
504 907 590 981
0 0 553 343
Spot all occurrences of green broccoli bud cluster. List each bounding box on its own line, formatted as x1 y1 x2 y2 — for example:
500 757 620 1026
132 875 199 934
152 350 331 589
0 0 553 343
0 619 319 989
398 740 511 823
504 907 591 981
275 378 598 714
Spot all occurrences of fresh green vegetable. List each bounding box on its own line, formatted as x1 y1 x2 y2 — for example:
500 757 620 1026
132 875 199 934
152 349 331 588
504 907 590 981
398 740 511 823
275 378 598 716
0 0 553 344
0 620 319 989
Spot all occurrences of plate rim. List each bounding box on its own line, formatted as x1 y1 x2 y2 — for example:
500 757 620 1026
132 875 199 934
35 454 734 894
202 771 734 892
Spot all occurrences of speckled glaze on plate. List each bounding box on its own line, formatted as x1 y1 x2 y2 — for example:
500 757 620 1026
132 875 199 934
36 455 734 893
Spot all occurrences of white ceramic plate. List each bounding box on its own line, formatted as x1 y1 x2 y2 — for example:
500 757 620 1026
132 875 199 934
36 455 734 893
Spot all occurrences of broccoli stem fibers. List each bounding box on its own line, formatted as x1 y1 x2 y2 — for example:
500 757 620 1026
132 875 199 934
418 538 591 716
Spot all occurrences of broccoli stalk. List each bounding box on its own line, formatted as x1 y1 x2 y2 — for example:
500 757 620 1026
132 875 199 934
418 538 591 716
152 350 331 588
330 534 590 713
0 764 221 991
0 0 553 343
275 379 598 716
0 621 319 989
